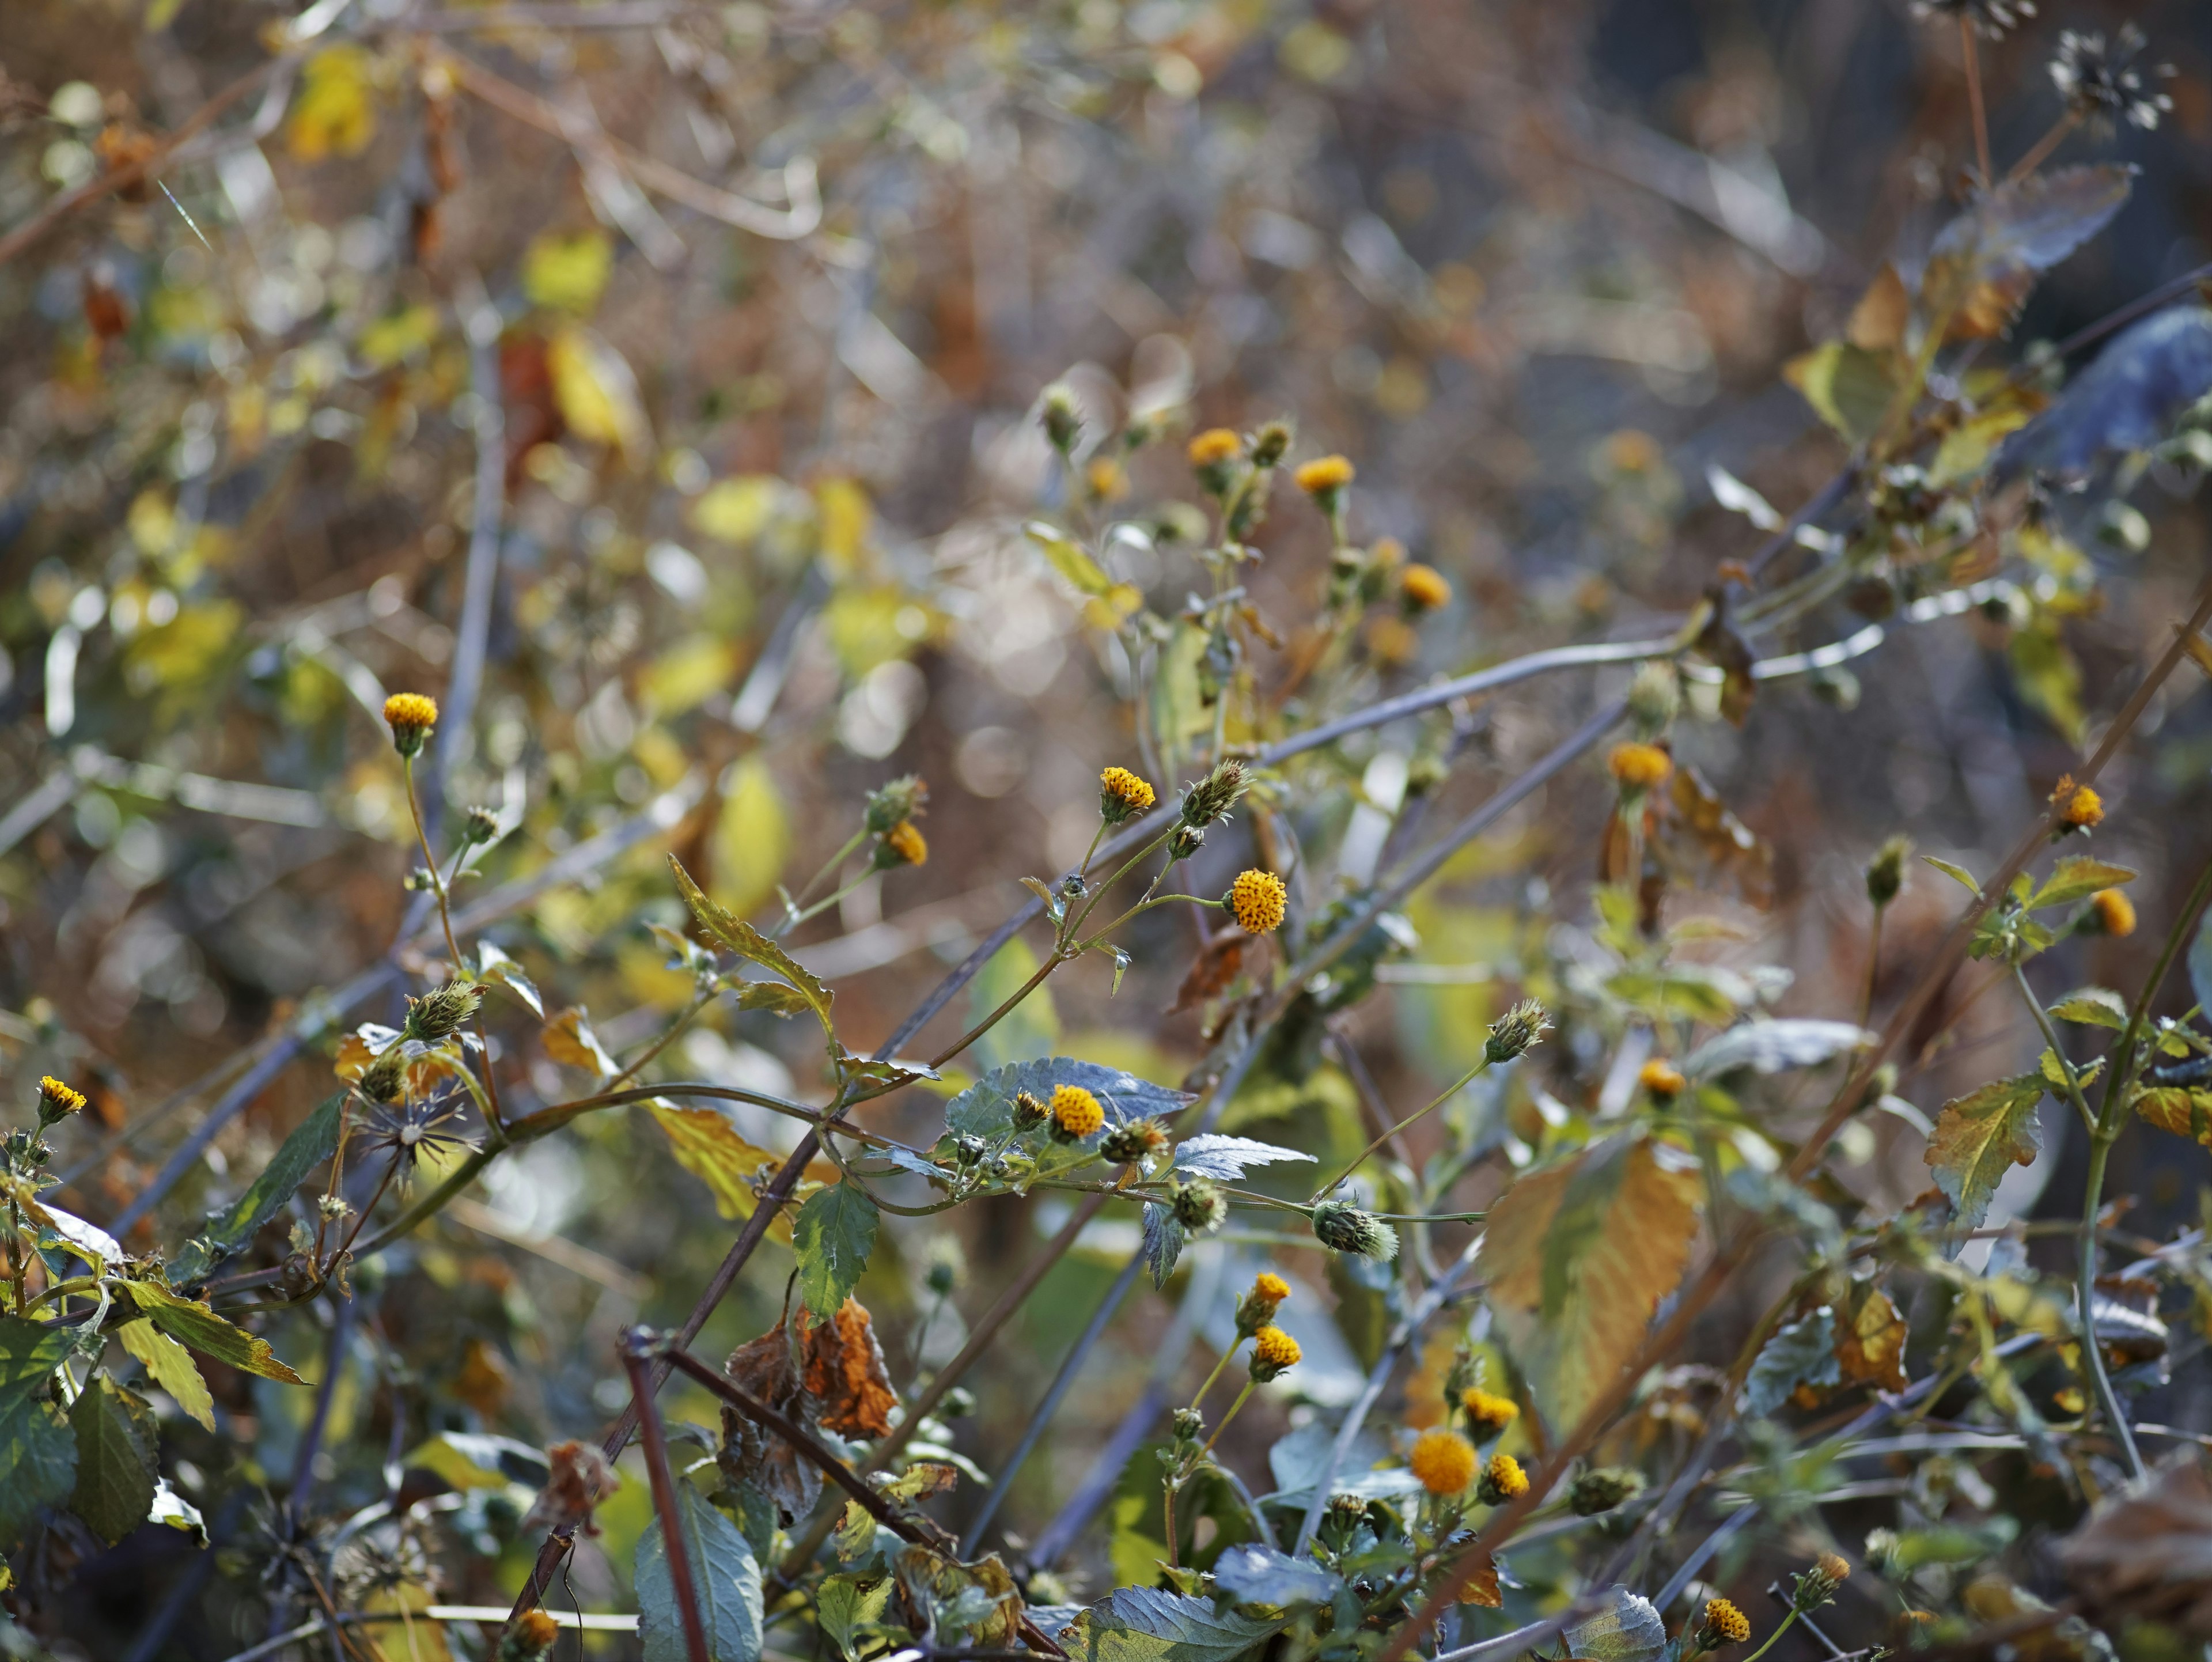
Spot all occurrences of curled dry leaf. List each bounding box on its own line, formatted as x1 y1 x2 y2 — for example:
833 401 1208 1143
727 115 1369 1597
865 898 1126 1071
520 1438 620 1537
721 1297 900 1523
2060 1453 2212 1634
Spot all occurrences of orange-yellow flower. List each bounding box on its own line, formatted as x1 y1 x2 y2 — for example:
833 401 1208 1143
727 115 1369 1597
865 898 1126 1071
1228 869 1287 934
1608 741 1673 790
1237 1270 1291 1337
1249 1324 1301 1381
1048 1083 1104 1139
1703 1599 1750 1644
382 691 440 756
1294 455 1355 495
1478 1451 1529 1504
1639 1059 1686 1099
1252 1270 1290 1304
1410 1430 1478 1495
1461 1387 1520 1440
511 1610 562 1658
1188 428 1241 466
1400 563 1452 612
38 1076 87 1117
2052 775 2104 831
882 820 927 867
2090 888 2136 936
1099 766 1156 823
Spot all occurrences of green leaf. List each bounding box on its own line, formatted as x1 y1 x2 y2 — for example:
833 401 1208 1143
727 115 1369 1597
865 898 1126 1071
124 1283 306 1385
1059 1587 1284 1662
118 1319 214 1431
1478 1135 1703 1436
1210 1543 1343 1609
1923 856 1980 894
792 1184 881 1319
1743 1308 1842 1418
2029 856 2134 911
817 1572 899 1662
403 1431 551 1490
149 1477 207 1545
1562 1588 1668 1662
729 980 815 1019
1925 1074 2047 1230
635 1479 764 1662
169 1091 346 1286
1142 1203 1185 1290
0 1396 77 1547
68 1377 158 1545
1026 521 1115 596
0 1314 75 1410
2050 987 2128 1028
669 854 833 1046
475 941 544 1017
1783 340 1902 445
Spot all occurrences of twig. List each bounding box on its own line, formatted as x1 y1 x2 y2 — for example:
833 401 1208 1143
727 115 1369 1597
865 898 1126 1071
622 1331 712 1662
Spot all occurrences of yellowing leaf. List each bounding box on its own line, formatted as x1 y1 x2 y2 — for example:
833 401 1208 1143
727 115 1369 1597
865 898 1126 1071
542 1007 618 1079
522 229 613 315
1846 263 1910 353
547 326 650 464
1026 521 1113 596
127 490 179 558
639 635 736 717
2134 1088 2212 1148
1783 340 1902 447
1477 1134 1702 1436
816 477 872 573
1930 407 2035 487
1835 1282 1908 1391
116 1319 214 1431
287 46 377 162
821 585 925 679
709 756 790 923
358 303 441 368
1925 1073 2046 1229
649 1106 809 1241
692 476 783 544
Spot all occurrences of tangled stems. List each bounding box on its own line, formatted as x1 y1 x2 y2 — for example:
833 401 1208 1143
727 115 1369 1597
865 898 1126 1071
399 752 507 1135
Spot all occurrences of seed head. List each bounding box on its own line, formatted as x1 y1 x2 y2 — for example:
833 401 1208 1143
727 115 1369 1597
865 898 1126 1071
1248 1323 1302 1382
382 692 440 758
1569 1466 1646 1516
1461 1387 1520 1441
1012 1091 1048 1130
36 1076 87 1122
1180 759 1249 828
874 820 928 869
865 775 928 834
2089 888 2137 937
1040 382 1085 456
358 1051 407 1106
1100 1116 1170 1165
1169 1176 1228 1235
1227 869 1287 935
1639 1059 1686 1100
403 980 482 1043
1099 766 1157 825
499 1610 563 1662
1476 1452 1530 1505
2050 26 2172 134
1911 0 2033 40
1411 1430 1478 1496
1249 421 1293 468
2052 775 2104 834
1607 741 1673 791
464 805 501 845
1310 1199 1399 1262
1627 661 1681 736
1047 1083 1104 1142
1865 835 1911 908
1701 1599 1751 1645
1236 1270 1290 1337
1399 563 1452 614
1484 999 1550 1065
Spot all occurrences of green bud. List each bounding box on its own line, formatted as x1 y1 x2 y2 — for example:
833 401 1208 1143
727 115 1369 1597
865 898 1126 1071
1568 1467 1646 1516
1040 383 1085 456
1169 1177 1228 1235
1310 1199 1399 1262
1484 999 1550 1065
1180 759 1249 828
1865 835 1911 908
402 980 482 1043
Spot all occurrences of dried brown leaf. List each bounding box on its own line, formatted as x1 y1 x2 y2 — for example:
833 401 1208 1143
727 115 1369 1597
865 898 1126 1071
521 1439 620 1537
2060 1453 2212 1634
801 1298 899 1440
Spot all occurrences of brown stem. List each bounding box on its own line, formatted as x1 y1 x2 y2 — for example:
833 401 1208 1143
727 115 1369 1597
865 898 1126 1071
1961 16 1992 188
623 1332 712 1662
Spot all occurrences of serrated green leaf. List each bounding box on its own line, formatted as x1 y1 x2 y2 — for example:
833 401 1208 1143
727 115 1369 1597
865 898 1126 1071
817 1572 899 1662
1060 1586 1284 1662
1142 1203 1184 1289
2050 987 2128 1028
635 1479 764 1662
1923 855 1980 893
0 1314 75 1409
792 1184 880 1319
2030 855 2137 911
1925 1074 2046 1230
669 855 834 1048
68 1377 158 1545
0 1396 77 1547
123 1283 306 1385
168 1091 345 1286
1743 1308 1842 1418
116 1319 213 1432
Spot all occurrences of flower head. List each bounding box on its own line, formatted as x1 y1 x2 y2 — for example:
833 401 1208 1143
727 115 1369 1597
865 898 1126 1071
1484 999 1550 1065
382 692 440 758
1228 869 1287 935
1911 0 2033 40
2052 775 2103 834
1701 1599 1751 1646
1180 759 1249 828
1048 1083 1104 1141
1040 383 1085 456
1249 421 1293 468
1462 1387 1520 1441
403 980 482 1043
1188 428 1241 467
1101 1116 1170 1165
1569 1466 1645 1516
1099 766 1157 824
1400 563 1452 614
1012 1090 1048 1129
1249 1323 1302 1382
1411 1430 1478 1495
1170 1176 1229 1235
499 1611 563 1662
1608 741 1673 792
1236 1270 1290 1337
36 1076 87 1124
1476 1451 1530 1505
1294 456 1355 518
1310 1199 1399 1262
1865 835 1912 908
364 1096 479 1188
1639 1059 1686 1100
865 774 928 834
2089 888 2137 937
2051 25 2172 132
1791 1553 1850 1612
1627 661 1681 736
876 820 928 869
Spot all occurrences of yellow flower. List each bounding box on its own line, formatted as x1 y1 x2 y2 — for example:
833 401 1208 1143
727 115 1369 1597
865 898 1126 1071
2052 774 2104 830
510 1610 563 1659
1100 766 1157 824
1400 563 1452 612
882 820 927 867
1249 1324 1302 1381
1294 455 1355 495
1252 1270 1290 1304
1461 1387 1520 1440
37 1076 87 1118
1478 1451 1529 1504
382 691 440 756
2090 888 2136 936
1228 868 1287 934
1086 456 1128 502
1703 1599 1750 1645
1607 741 1673 790
1188 428 1242 466
1639 1059 1686 1099
1410 1430 1478 1495
1817 1552 1850 1585
1048 1083 1104 1140
1236 1270 1290 1337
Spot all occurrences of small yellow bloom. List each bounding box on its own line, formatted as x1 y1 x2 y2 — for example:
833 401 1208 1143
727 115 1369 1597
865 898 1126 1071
1048 1083 1104 1139
1228 868 1287 934
382 691 440 757
1294 455 1355 495
1816 1552 1850 1585
883 820 927 867
1461 1387 1520 1440
1478 1451 1529 1504
1086 456 1129 502
1607 741 1673 790
1236 1270 1290 1337
2052 775 2104 830
1639 1059 1686 1099
2090 888 2136 936
1252 1271 1290 1304
1249 1323 1302 1381
1099 766 1157 823
38 1076 88 1117
1411 1430 1478 1495
1188 428 1242 467
1400 563 1452 612
512 1610 563 1658
1703 1599 1750 1645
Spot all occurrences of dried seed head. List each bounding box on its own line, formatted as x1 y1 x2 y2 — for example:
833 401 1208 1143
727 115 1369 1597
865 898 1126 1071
1627 661 1681 736
1310 1199 1399 1261
1180 759 1249 828
2051 26 2172 134
1099 765 1157 825
1226 869 1287 935
1461 1387 1520 1441
1476 1451 1530 1505
864 775 928 834
1040 382 1085 456
1569 1466 1645 1516
1100 1116 1169 1165
1169 1176 1228 1235
1911 0 2033 40
382 692 440 758
1248 1323 1302 1382
1048 1083 1104 1141
403 980 482 1043
1484 999 1550 1065
358 1051 407 1105
1865 835 1911 907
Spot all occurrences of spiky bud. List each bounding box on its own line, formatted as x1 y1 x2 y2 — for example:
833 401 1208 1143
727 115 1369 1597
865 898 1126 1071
1101 1118 1170 1165
1627 661 1681 737
1790 1553 1850 1612
1040 383 1085 456
1483 999 1550 1065
1168 824 1206 862
864 775 928 835
1172 1406 1205 1443
1180 759 1249 828
953 1134 987 1167
464 805 501 845
1012 1091 1047 1130
1569 1467 1646 1516
1865 835 1911 908
403 981 482 1043
1169 1177 1228 1235
1249 421 1293 468
1310 1200 1399 1262
358 1051 406 1105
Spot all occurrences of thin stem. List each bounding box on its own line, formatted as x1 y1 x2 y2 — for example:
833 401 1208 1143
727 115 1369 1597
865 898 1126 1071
778 828 868 929
1740 1611 1801 1662
1199 1380 1255 1457
1313 1057 1490 1203
622 1334 711 1662
1189 1345 1238 1414
402 756 464 970
927 953 1062 1071
2074 1135 2144 1482
2008 111 2080 181
2013 965 2096 1139
1861 903 1885 1028
1075 894 1215 949
1961 16 1992 188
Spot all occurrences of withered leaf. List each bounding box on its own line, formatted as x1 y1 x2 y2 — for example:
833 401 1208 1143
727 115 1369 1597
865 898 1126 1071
1168 933 1244 1016
2060 1452 2212 1635
801 1298 898 1440
1835 1282 1908 1392
521 1439 620 1537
